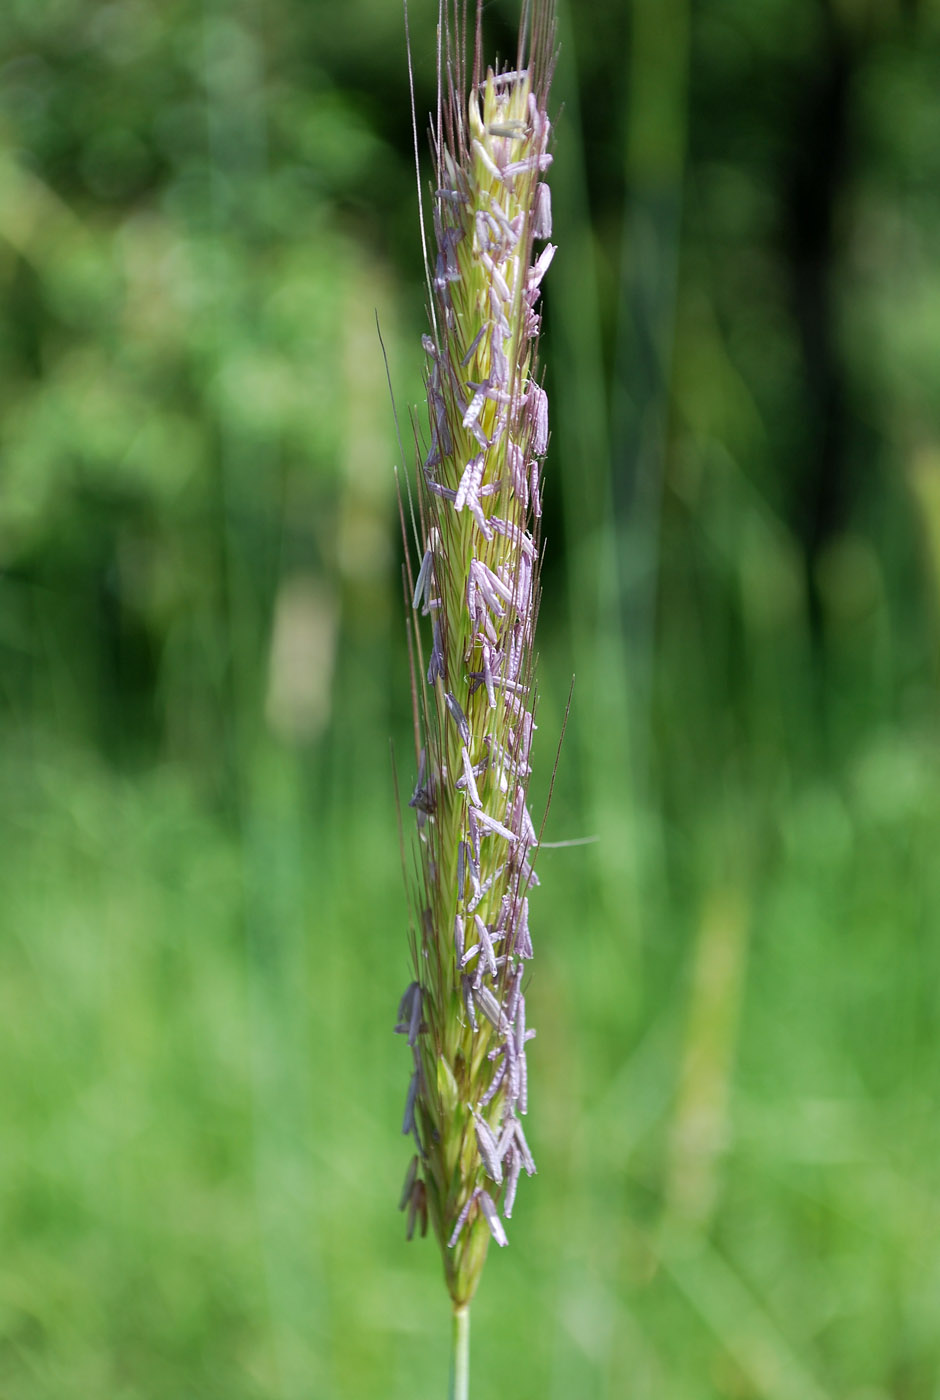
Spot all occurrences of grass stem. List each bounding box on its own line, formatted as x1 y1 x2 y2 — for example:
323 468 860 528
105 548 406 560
449 1304 471 1400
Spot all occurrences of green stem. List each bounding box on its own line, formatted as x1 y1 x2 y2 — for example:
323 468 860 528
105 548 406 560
449 1304 470 1400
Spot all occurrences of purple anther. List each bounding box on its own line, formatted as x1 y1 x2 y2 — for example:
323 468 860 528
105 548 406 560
427 617 444 685
504 1148 522 1218
448 1186 482 1248
526 382 549 456
475 808 518 844
408 983 423 1046
466 860 506 914
530 459 542 517
458 746 482 808
528 243 556 290
533 181 552 240
402 1071 418 1137
474 1114 503 1184
475 915 498 977
473 983 505 1031
455 453 486 514
461 975 479 1031
514 1117 536 1174
506 963 524 1023
445 691 471 744
480 1060 506 1108
398 1153 419 1211
461 322 488 367
490 329 509 386
478 1189 508 1247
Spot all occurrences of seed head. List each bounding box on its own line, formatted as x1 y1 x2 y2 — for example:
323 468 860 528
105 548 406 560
396 0 555 1309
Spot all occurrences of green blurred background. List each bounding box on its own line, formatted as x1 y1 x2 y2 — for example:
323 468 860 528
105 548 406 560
2 0 939 1395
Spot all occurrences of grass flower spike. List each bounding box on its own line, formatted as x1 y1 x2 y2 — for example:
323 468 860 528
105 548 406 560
394 0 556 1364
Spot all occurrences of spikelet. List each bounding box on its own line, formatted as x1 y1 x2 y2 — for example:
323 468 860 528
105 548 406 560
395 0 556 1310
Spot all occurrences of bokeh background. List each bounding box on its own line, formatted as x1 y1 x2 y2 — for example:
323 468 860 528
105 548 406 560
2 0 940 1395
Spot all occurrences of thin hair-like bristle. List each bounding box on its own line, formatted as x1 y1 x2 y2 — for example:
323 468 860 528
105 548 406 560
378 309 422 564
404 0 438 345
472 0 483 92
